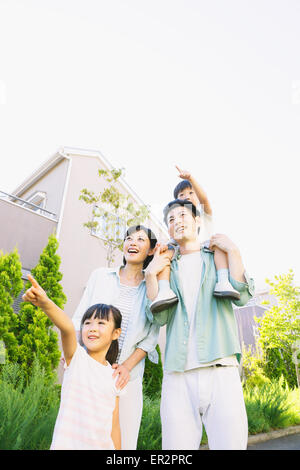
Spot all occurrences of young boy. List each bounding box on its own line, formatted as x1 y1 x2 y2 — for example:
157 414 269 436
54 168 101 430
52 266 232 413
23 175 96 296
150 166 240 313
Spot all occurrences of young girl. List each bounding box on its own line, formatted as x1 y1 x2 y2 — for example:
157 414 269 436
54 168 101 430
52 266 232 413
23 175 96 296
22 275 123 450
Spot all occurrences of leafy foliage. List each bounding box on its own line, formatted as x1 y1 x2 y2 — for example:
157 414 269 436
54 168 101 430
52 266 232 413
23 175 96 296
80 167 150 266
0 249 23 364
0 359 60 450
143 345 163 398
17 235 66 381
255 270 300 388
244 377 300 434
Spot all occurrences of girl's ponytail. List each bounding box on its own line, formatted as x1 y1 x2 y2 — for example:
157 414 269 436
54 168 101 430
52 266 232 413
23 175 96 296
106 338 119 365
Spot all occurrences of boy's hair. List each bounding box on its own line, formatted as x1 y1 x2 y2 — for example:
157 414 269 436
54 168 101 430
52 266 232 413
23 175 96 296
122 224 158 269
163 198 200 226
173 179 192 199
80 303 122 365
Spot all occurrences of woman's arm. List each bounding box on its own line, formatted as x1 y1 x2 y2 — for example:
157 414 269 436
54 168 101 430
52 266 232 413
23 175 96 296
112 348 147 390
111 397 121 450
22 275 77 365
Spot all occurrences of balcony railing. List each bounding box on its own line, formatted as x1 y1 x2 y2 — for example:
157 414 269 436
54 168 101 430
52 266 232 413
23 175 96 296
0 190 57 220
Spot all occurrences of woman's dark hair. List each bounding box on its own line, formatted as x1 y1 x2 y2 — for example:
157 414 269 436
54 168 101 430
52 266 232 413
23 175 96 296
80 303 122 365
163 198 200 226
122 224 157 270
173 179 192 199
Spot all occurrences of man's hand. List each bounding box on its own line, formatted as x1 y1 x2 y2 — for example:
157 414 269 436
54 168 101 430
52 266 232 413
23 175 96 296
112 363 130 390
175 165 191 181
22 274 49 309
209 234 239 254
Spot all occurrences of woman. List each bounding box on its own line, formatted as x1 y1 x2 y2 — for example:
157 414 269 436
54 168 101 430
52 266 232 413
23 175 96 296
72 225 162 450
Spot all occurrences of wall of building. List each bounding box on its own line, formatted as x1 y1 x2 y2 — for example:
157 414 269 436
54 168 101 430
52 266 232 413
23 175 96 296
0 198 57 269
17 158 70 218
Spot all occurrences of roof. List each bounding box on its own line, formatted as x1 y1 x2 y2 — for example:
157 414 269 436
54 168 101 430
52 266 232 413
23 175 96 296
12 146 167 235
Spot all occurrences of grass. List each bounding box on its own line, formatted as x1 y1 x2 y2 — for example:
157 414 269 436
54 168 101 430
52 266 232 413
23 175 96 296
1 361 299 450
137 377 300 449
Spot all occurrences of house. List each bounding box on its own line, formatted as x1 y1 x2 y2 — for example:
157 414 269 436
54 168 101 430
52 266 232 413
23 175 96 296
233 286 277 353
1 150 274 364
0 146 168 323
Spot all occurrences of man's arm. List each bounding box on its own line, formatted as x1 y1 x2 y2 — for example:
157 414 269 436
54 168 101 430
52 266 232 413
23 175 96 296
209 234 245 282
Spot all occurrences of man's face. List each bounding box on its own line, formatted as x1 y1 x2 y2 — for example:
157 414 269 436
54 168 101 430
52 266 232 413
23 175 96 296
167 205 198 243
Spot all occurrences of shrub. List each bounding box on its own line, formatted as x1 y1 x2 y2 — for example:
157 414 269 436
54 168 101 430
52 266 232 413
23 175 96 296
17 235 66 381
137 395 161 450
143 345 163 398
0 249 23 364
244 377 300 435
0 359 60 450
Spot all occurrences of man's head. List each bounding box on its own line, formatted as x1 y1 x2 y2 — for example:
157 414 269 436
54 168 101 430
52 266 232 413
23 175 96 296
173 180 199 208
163 199 200 243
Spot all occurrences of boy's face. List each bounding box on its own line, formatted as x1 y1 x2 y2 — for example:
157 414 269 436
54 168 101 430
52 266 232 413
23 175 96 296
177 186 199 208
167 205 198 243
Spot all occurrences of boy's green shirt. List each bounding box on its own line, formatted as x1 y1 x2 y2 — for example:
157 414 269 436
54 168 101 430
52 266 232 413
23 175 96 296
146 247 255 372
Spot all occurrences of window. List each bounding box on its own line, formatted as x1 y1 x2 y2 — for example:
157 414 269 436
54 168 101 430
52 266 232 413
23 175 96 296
25 191 47 214
92 210 127 242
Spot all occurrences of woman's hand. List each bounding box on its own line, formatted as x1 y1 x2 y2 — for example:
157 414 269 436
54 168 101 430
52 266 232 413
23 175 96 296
22 274 50 309
112 363 130 390
145 244 171 277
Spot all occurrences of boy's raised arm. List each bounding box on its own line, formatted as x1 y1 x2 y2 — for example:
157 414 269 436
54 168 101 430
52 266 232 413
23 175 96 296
23 274 77 364
176 165 213 216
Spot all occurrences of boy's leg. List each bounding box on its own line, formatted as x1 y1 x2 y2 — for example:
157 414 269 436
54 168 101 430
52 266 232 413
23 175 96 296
202 366 248 450
161 370 203 450
213 247 240 300
150 247 178 313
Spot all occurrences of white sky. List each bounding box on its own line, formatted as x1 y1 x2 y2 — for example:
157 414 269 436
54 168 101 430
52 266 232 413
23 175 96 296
0 0 299 289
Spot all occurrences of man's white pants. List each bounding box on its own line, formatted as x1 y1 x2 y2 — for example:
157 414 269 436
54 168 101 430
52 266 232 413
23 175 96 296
161 366 248 450
119 377 143 450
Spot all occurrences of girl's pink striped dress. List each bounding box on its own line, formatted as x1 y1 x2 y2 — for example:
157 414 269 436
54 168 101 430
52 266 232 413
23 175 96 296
50 343 121 450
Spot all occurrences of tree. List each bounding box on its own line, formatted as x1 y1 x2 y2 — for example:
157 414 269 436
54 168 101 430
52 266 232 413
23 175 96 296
17 234 67 381
255 270 300 388
80 167 150 266
0 249 23 365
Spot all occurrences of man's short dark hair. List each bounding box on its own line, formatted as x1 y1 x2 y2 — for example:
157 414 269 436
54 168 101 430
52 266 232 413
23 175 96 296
173 179 192 199
163 198 200 226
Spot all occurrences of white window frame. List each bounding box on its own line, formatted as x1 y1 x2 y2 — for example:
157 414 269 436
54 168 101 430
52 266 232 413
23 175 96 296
25 191 47 214
92 207 127 243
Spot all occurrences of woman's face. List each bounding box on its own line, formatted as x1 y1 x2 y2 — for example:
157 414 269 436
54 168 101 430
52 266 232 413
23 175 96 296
123 229 153 265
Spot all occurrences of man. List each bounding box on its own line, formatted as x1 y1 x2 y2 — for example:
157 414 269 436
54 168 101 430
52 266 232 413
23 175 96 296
145 199 255 450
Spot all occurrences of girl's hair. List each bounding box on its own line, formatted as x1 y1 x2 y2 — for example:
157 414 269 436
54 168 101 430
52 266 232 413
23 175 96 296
122 224 157 270
79 303 122 365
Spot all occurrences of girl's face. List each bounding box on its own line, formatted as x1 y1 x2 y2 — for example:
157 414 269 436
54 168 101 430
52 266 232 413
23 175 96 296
123 229 154 265
81 312 120 354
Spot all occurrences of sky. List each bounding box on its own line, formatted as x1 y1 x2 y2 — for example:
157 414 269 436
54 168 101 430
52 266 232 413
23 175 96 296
0 0 299 290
